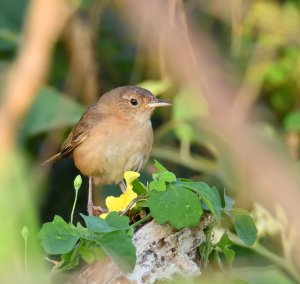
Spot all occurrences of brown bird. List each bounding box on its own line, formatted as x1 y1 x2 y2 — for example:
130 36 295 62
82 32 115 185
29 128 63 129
43 86 171 215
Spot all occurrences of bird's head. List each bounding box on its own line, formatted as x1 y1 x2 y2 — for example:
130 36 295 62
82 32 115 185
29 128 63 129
99 86 171 122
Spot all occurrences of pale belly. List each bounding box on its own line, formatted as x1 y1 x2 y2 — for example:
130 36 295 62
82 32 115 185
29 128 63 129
72 120 153 185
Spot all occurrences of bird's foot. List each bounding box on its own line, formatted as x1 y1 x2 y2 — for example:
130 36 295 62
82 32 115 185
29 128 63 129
87 202 106 216
92 206 107 216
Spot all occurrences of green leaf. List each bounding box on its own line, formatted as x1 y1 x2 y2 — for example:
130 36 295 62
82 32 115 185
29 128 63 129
149 179 166 191
150 161 176 191
80 213 130 233
92 246 106 260
21 86 84 137
136 200 149 208
212 186 222 210
216 232 235 266
105 212 130 230
96 231 136 272
137 80 171 95
132 179 147 195
284 111 300 131
153 159 169 172
228 210 257 246
224 189 235 211
60 250 81 270
212 249 224 270
157 171 177 183
38 216 79 254
183 182 222 224
79 245 95 264
148 185 203 229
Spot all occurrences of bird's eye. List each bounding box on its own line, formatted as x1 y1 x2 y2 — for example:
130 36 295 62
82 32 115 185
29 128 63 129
130 98 138 106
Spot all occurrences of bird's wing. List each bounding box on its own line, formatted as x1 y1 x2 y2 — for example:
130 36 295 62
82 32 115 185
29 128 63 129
42 105 106 165
59 124 90 157
60 105 101 157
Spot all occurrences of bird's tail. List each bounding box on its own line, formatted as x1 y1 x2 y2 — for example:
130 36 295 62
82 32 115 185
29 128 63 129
41 153 62 166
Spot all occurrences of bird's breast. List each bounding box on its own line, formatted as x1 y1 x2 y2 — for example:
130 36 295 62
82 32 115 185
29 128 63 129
72 117 153 184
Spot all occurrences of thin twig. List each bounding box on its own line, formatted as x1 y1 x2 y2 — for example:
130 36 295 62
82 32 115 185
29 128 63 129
152 146 217 173
121 195 147 216
228 232 300 282
131 213 153 228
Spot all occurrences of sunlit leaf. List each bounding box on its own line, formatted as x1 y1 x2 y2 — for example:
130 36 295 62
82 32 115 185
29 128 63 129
183 182 222 224
148 185 203 229
38 216 79 254
21 86 84 137
228 210 257 246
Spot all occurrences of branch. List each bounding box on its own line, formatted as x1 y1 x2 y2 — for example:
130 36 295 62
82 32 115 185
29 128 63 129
74 214 213 284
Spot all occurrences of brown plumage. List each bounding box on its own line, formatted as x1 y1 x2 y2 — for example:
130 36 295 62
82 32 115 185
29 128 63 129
43 86 171 215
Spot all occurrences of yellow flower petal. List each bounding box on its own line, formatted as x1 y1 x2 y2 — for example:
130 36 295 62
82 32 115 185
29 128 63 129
99 213 108 219
105 171 140 213
124 171 140 189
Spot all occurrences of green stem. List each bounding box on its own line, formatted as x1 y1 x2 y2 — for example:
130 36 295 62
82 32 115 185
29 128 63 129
228 232 300 282
202 223 214 269
70 189 79 224
131 213 152 228
24 237 28 273
152 146 217 173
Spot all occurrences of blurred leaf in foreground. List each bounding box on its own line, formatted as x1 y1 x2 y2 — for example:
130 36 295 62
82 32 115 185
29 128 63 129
20 86 84 138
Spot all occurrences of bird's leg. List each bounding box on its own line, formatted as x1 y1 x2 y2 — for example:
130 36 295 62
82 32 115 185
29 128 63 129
118 180 126 193
87 176 106 216
87 176 94 215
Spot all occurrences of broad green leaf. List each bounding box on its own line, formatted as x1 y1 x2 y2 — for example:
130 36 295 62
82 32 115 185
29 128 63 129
224 189 235 211
96 231 136 272
284 111 300 131
21 86 84 137
148 185 203 229
155 171 177 183
137 80 171 95
228 210 257 246
81 215 114 233
150 161 176 191
76 222 88 236
80 213 129 233
60 250 81 270
216 232 235 266
92 246 106 260
38 215 79 254
212 186 222 210
132 179 147 195
153 160 168 172
149 180 166 191
105 212 130 230
183 182 222 224
79 245 95 264
136 200 148 208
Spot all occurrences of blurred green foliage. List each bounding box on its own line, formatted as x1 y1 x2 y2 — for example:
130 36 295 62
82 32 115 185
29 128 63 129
1 0 300 283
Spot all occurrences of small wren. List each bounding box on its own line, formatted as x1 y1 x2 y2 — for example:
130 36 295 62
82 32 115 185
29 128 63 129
43 86 171 215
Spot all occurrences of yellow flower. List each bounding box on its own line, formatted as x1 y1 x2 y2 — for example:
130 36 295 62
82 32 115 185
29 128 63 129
100 171 140 219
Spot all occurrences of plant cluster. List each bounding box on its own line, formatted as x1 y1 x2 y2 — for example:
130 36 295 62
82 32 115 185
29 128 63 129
39 161 257 273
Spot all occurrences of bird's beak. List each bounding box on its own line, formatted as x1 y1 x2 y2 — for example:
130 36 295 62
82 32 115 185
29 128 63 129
147 98 171 108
